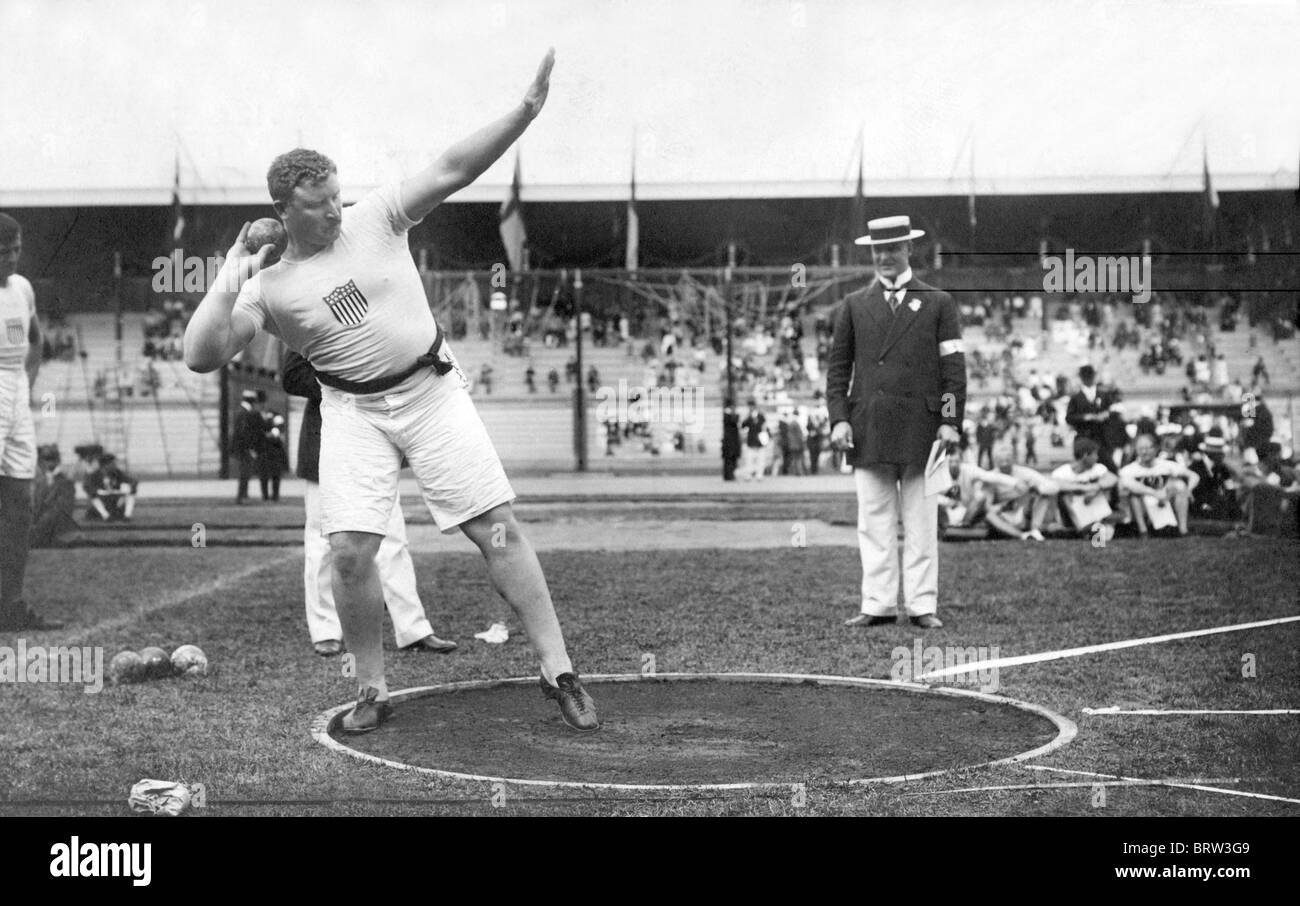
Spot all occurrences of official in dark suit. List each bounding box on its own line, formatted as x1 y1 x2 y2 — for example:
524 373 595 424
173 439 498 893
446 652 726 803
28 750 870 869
282 349 456 656
1064 365 1115 470
231 390 263 503
826 216 967 629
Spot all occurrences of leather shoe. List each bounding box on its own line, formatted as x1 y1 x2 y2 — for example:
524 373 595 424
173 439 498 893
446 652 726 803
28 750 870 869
339 686 391 734
401 634 458 653
910 614 944 629
844 614 896 627
313 639 343 657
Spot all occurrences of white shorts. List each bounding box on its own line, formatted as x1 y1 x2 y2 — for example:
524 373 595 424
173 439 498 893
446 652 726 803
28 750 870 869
317 356 514 536
0 369 35 480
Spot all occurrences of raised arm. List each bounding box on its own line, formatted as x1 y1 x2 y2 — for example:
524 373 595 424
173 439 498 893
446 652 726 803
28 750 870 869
400 49 555 223
183 223 271 373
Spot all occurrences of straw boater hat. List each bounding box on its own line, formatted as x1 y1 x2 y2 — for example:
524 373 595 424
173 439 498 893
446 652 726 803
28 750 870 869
854 215 926 246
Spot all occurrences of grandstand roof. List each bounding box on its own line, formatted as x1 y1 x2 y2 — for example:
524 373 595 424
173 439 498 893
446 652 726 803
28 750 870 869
2 0 1298 206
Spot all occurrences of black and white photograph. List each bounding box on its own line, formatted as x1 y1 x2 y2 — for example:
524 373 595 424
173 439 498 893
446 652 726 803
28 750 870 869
2 0 1297 870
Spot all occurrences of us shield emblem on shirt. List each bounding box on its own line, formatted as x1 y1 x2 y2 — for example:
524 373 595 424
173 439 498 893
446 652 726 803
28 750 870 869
5 318 23 346
323 280 368 326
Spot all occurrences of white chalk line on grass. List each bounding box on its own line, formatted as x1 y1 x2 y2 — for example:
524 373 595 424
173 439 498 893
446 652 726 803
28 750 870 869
61 553 290 645
1083 707 1300 716
1027 765 1300 806
916 614 1300 681
903 779 1243 797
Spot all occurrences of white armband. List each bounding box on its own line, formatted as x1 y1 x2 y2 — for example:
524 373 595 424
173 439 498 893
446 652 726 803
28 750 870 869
939 339 965 357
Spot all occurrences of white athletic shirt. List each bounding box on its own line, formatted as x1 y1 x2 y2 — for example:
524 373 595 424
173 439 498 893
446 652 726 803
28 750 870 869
1119 458 1186 492
233 184 437 382
0 274 35 370
1050 462 1110 489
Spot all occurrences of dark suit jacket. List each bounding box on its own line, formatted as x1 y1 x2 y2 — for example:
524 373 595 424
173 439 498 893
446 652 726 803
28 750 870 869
281 350 322 482
825 277 967 467
1065 389 1108 448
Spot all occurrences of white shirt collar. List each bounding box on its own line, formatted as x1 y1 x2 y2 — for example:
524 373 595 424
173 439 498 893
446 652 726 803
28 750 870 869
1081 384 1097 402
878 268 913 294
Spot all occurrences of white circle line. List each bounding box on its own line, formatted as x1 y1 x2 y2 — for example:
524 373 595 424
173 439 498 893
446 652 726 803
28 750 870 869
310 672 1077 792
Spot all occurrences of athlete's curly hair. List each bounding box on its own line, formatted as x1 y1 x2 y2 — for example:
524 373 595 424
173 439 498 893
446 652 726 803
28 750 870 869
266 149 337 206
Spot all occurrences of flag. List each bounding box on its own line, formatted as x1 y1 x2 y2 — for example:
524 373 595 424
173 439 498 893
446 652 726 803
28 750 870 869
171 152 185 246
1203 142 1219 210
849 130 866 264
625 144 639 272
1202 141 1219 247
498 150 526 271
967 135 977 235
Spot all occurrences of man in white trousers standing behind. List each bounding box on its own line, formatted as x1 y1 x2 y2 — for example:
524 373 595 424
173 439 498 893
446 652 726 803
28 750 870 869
826 216 967 629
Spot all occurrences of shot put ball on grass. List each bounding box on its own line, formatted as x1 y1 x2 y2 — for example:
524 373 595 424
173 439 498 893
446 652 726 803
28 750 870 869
171 644 209 677
109 651 147 685
244 218 287 260
138 646 173 680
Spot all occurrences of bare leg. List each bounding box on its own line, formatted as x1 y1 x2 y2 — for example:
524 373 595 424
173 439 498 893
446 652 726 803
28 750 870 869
1128 495 1149 533
330 532 386 696
460 503 573 683
1170 481 1191 534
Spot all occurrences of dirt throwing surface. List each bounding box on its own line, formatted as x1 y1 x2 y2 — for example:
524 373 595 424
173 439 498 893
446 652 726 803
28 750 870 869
331 675 1064 787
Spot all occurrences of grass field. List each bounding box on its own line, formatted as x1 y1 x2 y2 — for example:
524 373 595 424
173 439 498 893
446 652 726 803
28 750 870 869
3 501 1297 817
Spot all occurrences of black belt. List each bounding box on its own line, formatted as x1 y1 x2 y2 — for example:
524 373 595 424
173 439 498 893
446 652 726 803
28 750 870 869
314 325 454 395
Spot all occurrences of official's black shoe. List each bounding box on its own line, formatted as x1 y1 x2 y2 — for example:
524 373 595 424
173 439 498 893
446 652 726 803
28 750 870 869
0 605 65 632
844 614 896 627
540 672 600 732
339 686 391 734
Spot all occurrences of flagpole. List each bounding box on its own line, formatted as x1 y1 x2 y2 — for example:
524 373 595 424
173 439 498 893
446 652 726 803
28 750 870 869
573 268 587 472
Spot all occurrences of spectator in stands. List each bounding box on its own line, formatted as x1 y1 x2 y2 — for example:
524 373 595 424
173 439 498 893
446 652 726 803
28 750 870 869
974 410 996 469
1188 433 1240 521
1240 393 1274 454
778 407 806 476
1251 356 1269 389
30 445 79 548
477 362 493 395
721 400 740 481
231 389 264 504
525 361 536 394
1050 437 1118 536
739 399 768 482
83 453 137 522
586 365 600 395
1120 433 1198 536
806 391 829 475
547 366 559 393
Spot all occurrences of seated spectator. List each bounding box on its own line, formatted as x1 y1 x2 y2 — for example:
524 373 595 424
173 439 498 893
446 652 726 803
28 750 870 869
1050 437 1118 535
1119 433 1199 536
1188 434 1241 521
71 443 104 495
981 445 1058 541
30 445 79 547
937 456 995 536
1233 444 1300 537
83 453 139 522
